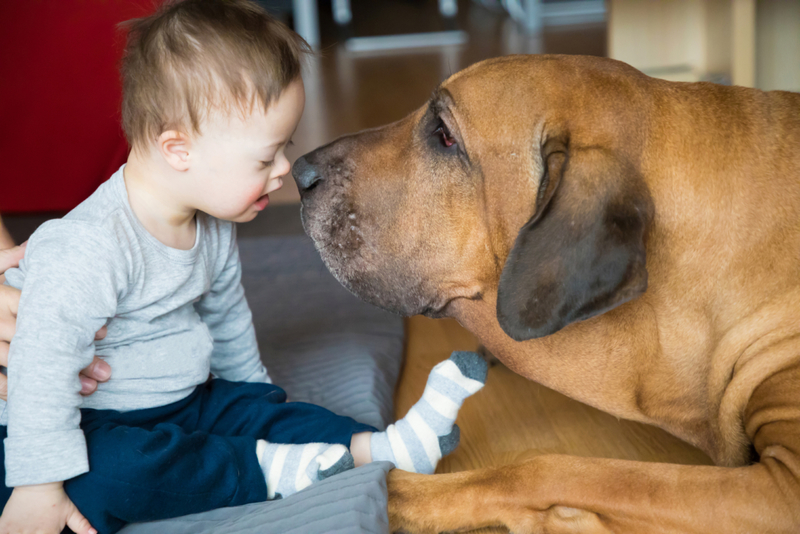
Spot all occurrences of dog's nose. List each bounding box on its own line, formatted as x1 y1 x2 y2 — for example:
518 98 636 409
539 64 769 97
292 156 322 193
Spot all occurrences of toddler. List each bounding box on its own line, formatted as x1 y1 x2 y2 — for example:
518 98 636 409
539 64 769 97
0 1 486 533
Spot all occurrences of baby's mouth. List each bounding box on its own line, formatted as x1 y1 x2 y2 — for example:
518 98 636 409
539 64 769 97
254 194 270 210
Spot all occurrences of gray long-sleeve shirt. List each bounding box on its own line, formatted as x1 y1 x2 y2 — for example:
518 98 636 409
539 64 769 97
1 165 271 487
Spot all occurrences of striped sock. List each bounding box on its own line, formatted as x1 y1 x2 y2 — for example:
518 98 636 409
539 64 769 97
256 440 354 500
370 351 487 474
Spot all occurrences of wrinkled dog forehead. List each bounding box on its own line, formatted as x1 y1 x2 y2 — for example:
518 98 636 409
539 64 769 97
429 74 547 245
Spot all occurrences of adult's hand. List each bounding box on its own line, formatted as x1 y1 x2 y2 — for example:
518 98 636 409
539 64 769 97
0 215 14 251
0 242 111 401
0 242 25 286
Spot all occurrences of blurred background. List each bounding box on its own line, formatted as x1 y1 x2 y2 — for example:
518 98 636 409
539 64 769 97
1 0 798 242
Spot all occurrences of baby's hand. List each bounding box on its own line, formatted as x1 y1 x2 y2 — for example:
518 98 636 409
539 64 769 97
0 482 96 534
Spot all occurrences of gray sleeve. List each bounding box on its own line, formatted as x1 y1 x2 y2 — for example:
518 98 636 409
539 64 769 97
197 227 271 384
4 222 124 487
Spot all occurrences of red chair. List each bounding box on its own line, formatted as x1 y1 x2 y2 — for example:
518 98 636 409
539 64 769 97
0 1 157 213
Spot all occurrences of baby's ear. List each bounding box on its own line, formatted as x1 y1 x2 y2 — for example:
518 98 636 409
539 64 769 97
157 130 192 172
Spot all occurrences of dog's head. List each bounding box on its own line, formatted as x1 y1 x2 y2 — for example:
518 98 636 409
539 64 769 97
294 55 654 341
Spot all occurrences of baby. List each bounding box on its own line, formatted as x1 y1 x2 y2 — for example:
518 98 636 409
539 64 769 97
0 1 487 533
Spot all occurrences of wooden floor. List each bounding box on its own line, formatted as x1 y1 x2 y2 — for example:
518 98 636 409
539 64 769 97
396 316 713 534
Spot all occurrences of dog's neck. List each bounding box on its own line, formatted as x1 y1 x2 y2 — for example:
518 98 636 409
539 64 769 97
451 293 674 433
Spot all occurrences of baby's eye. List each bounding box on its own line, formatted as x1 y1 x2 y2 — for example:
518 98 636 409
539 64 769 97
261 160 274 168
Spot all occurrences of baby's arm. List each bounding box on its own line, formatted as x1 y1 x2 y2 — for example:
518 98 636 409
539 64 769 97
197 224 270 384
1 242 112 402
2 222 123 530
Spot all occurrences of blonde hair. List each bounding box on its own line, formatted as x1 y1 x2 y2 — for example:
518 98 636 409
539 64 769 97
119 0 310 152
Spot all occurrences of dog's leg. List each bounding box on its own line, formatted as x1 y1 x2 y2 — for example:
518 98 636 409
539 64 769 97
388 361 800 533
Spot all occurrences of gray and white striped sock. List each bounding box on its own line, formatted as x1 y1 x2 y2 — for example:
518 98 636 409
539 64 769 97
256 440 354 500
370 351 488 474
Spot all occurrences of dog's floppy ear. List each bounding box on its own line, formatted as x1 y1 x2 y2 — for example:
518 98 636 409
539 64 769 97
497 139 654 341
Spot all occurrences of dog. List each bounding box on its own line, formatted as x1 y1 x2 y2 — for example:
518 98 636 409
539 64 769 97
292 54 800 533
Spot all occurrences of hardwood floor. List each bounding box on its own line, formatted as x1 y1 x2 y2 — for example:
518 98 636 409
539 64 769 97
397 316 712 533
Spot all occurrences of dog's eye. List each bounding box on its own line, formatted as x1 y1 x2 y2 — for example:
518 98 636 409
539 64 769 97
433 121 456 148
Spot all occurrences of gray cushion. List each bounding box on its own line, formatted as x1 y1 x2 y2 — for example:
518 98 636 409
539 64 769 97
120 235 403 533
240 235 404 431
120 461 395 534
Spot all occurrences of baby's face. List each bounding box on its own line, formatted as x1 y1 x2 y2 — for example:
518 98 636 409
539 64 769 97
186 77 305 222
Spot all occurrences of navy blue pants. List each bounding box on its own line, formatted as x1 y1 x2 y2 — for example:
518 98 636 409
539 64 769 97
0 379 376 534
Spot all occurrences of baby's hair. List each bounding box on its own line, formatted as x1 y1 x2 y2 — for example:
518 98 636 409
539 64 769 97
119 0 310 153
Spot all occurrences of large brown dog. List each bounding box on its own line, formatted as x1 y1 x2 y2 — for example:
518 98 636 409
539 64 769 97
292 55 800 533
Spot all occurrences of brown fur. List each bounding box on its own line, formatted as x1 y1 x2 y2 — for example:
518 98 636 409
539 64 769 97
293 55 800 532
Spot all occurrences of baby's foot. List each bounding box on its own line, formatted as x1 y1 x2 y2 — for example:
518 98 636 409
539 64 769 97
370 351 488 474
256 440 354 499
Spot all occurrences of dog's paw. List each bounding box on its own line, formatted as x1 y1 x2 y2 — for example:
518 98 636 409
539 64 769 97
506 506 612 534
